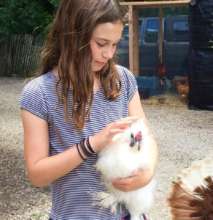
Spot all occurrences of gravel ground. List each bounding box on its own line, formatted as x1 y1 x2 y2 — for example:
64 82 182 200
0 77 213 220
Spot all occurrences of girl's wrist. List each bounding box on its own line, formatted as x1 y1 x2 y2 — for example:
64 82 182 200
89 135 101 153
76 137 97 161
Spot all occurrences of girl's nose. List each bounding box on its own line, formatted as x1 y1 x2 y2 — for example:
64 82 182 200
102 48 114 59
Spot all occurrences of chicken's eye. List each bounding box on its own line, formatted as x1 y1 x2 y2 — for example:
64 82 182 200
130 133 135 147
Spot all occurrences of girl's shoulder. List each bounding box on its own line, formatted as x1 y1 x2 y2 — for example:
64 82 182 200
116 64 135 80
116 65 138 102
20 72 55 121
22 72 55 94
116 65 137 87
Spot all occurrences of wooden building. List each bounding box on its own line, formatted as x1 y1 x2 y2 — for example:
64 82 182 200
119 0 191 75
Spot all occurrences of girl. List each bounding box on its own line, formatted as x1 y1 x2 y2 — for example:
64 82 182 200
20 0 158 219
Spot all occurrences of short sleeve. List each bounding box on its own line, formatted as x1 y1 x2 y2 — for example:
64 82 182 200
20 78 48 121
118 65 138 103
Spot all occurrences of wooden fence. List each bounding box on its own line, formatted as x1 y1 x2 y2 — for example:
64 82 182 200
0 34 42 77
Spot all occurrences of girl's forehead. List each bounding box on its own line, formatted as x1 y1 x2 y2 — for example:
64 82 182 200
92 21 123 41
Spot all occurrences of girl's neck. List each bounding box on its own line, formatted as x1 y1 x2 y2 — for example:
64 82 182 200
93 74 101 93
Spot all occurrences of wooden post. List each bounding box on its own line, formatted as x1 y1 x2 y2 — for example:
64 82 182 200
159 7 164 65
128 5 139 75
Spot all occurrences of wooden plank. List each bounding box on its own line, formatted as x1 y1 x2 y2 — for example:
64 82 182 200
120 0 190 8
128 5 134 73
159 7 164 64
128 5 139 75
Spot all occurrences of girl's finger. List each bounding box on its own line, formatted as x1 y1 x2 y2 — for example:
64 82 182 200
112 176 133 185
117 116 139 124
113 119 135 128
109 128 126 135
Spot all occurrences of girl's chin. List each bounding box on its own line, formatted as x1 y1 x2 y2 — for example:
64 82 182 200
92 65 105 72
92 68 102 72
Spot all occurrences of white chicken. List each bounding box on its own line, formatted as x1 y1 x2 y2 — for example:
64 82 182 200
95 118 156 220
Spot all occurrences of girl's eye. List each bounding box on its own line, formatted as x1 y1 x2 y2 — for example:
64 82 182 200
96 42 106 47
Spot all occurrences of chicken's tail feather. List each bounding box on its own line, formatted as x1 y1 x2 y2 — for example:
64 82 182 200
168 158 213 220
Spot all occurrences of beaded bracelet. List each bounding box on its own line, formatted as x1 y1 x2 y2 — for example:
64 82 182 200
86 138 95 154
76 143 86 161
80 139 92 158
77 137 96 160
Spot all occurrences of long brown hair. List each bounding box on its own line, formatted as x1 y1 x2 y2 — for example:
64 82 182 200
39 0 126 130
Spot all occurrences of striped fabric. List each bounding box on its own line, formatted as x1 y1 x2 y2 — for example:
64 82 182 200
20 65 139 220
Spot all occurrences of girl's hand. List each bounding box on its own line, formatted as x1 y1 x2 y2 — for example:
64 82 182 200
111 168 153 192
90 116 138 152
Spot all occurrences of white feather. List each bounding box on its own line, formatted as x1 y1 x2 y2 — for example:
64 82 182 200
178 157 213 193
95 119 156 220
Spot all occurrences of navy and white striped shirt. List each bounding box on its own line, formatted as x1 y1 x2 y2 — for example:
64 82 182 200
20 65 138 220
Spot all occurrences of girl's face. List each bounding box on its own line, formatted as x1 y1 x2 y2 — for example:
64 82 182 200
90 21 123 73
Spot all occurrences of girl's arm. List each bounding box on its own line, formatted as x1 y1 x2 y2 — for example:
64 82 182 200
22 110 136 187
22 110 83 187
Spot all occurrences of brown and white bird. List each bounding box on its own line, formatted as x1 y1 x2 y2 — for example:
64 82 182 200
168 157 213 220
94 119 156 220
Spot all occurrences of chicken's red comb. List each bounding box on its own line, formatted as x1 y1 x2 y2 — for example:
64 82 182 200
135 131 142 142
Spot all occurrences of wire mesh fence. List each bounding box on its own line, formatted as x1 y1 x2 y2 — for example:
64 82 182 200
0 34 42 77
